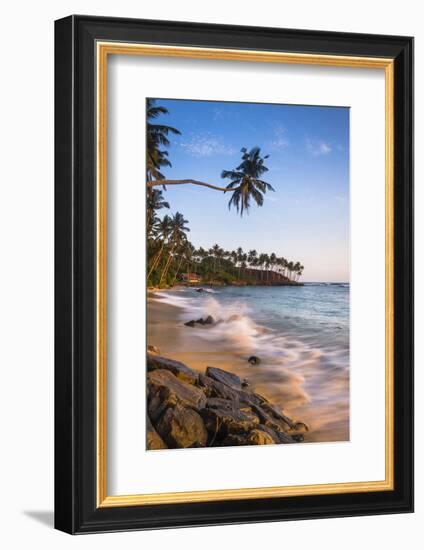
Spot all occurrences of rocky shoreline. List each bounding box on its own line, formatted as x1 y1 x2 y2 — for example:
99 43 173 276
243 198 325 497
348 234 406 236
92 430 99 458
146 349 309 450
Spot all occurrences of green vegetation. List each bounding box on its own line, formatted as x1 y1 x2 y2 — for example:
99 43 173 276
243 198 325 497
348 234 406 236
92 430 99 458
146 99 304 288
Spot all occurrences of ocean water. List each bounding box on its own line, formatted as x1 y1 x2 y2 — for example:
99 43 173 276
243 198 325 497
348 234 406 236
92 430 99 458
156 283 350 442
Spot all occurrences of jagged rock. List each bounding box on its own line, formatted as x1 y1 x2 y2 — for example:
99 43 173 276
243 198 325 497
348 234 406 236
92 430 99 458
205 366 242 390
258 424 293 444
248 355 261 365
146 415 167 450
198 373 239 400
201 403 259 436
251 394 297 430
185 315 214 327
146 354 308 448
292 422 309 433
247 429 276 445
148 369 206 415
205 397 234 410
249 402 295 437
287 421 309 442
198 374 260 408
147 354 198 385
147 344 161 355
156 404 208 448
221 433 249 446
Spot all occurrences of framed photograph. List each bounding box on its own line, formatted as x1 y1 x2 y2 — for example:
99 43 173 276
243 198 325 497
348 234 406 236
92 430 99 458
54 15 413 533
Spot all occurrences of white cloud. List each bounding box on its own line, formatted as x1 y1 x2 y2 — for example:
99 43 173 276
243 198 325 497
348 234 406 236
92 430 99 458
306 137 332 156
268 125 289 151
179 133 235 157
213 107 224 121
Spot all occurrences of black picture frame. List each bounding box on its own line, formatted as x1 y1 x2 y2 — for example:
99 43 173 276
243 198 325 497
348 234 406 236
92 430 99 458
55 15 414 534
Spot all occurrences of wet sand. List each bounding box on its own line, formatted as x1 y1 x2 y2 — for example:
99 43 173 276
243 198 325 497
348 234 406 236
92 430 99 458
148 291 251 379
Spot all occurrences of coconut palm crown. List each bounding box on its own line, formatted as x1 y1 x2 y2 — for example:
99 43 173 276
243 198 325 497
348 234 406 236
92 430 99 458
221 147 275 216
146 99 181 181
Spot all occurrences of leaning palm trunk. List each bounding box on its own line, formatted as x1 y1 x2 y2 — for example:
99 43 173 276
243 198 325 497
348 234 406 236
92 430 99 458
172 255 185 286
159 243 176 286
147 241 166 280
159 253 173 286
146 210 153 233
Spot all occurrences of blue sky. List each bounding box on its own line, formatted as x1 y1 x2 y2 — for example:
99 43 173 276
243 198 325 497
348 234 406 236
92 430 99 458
150 99 349 282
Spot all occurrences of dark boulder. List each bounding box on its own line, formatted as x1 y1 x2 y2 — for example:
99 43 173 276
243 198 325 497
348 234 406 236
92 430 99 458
156 404 208 448
258 424 293 444
248 356 261 365
250 394 298 430
221 433 249 446
198 374 241 401
201 403 259 436
198 373 260 408
184 315 215 327
292 422 309 433
247 429 276 445
146 415 167 450
249 402 295 437
147 354 198 385
205 366 242 390
148 369 206 413
145 354 308 449
205 397 235 410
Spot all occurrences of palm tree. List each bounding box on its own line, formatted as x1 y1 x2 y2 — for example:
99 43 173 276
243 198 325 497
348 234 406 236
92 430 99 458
270 252 277 281
195 247 207 265
248 249 257 280
147 147 274 216
146 99 181 182
221 147 275 216
263 253 271 282
230 250 237 275
236 247 244 278
258 253 267 282
146 189 170 234
287 261 294 281
147 214 173 279
172 241 195 285
212 244 220 272
159 212 190 285
295 263 304 281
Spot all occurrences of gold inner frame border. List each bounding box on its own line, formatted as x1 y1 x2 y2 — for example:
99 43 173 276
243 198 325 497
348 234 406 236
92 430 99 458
96 42 394 508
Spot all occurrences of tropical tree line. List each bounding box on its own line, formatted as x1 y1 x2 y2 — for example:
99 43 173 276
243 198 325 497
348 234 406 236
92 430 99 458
147 207 304 286
145 99 304 287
